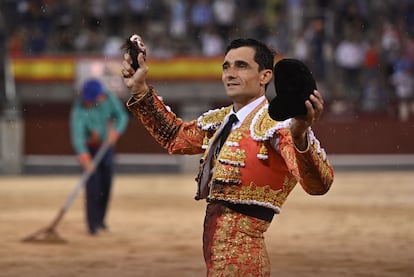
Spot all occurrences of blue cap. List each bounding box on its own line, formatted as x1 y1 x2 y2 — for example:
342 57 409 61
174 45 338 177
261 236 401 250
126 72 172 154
81 79 103 103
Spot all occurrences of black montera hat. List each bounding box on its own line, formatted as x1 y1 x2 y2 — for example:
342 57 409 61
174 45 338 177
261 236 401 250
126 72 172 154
268 58 317 121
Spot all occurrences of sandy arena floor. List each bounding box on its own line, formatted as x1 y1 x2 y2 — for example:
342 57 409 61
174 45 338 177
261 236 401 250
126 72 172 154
0 171 413 277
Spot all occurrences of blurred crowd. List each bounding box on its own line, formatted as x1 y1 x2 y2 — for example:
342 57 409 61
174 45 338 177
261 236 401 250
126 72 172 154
1 0 414 120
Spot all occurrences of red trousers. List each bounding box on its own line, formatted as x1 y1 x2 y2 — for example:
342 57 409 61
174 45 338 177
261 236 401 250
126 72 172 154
203 203 271 277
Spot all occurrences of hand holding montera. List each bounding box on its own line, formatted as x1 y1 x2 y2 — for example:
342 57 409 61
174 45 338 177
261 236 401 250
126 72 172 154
290 90 324 150
268 58 324 150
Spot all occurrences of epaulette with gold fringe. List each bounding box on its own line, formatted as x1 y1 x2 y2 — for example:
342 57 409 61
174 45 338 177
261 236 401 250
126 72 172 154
197 106 233 131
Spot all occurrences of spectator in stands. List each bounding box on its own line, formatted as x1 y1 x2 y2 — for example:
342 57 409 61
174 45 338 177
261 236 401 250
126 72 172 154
190 0 214 44
200 26 224 57
7 27 26 57
390 57 414 121
169 0 188 40
334 31 366 112
212 0 236 40
127 0 150 37
105 0 125 36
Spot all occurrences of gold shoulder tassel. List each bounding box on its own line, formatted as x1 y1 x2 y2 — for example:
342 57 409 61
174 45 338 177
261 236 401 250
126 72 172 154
257 142 268 160
202 132 209 149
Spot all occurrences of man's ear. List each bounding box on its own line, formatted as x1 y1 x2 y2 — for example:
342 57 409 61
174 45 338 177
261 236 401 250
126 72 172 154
260 69 273 85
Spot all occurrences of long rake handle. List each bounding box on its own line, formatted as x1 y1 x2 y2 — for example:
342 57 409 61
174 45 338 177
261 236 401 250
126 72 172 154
52 142 111 228
22 143 111 241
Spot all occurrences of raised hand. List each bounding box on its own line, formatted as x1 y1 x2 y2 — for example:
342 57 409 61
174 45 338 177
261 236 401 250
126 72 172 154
290 90 324 150
121 35 149 98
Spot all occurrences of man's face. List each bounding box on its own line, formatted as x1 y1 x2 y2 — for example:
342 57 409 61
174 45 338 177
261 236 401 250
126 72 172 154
222 46 267 108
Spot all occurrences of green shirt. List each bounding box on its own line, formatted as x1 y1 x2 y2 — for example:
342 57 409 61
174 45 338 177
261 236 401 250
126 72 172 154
70 91 128 155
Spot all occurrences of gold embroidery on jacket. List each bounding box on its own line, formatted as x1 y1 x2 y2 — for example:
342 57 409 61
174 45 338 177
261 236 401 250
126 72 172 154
207 100 297 211
199 100 332 211
218 147 246 167
251 109 278 139
226 131 244 147
213 164 241 185
211 176 297 211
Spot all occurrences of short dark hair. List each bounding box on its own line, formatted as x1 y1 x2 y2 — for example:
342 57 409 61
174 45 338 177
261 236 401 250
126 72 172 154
225 38 275 71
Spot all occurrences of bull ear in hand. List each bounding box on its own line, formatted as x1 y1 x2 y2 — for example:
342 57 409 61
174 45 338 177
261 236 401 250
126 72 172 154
120 34 146 70
268 58 317 121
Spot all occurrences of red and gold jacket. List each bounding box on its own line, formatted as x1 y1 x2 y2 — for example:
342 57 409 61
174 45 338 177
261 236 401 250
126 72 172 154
127 87 334 213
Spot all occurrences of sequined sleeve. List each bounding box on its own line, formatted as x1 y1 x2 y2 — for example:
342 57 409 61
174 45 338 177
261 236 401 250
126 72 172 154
278 128 334 195
126 87 205 155
295 129 334 194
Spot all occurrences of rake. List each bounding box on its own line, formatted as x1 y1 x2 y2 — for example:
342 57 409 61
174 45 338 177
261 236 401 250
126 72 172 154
21 143 110 243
